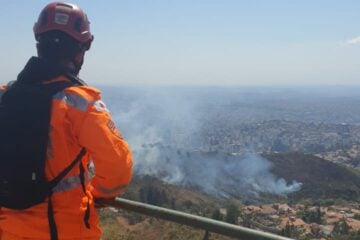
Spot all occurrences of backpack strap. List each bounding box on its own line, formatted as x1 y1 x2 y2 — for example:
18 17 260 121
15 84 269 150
79 161 91 229
65 72 87 86
48 147 87 240
48 193 57 240
48 148 87 189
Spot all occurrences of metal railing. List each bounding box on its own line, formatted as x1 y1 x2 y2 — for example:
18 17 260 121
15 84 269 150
101 197 294 240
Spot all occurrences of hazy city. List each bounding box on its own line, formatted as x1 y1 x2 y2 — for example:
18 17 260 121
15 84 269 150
95 86 360 240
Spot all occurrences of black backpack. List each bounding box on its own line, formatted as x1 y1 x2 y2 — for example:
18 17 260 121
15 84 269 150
0 79 88 240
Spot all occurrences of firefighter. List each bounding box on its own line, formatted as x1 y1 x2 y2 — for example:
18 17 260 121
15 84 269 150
0 2 132 240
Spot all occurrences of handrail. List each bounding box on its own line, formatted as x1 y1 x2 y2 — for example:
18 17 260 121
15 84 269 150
100 197 294 240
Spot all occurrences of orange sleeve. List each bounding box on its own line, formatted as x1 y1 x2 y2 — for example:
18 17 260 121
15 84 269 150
78 94 133 199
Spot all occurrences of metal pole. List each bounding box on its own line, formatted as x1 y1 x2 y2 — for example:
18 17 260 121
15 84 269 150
101 198 294 240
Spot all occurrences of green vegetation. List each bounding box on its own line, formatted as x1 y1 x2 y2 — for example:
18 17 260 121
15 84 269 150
331 231 360 240
99 208 232 240
353 213 360 220
296 206 323 224
265 153 360 201
225 203 239 224
281 222 301 239
333 218 350 236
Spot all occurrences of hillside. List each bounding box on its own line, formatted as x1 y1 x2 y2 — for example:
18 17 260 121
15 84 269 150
100 176 237 240
122 175 235 213
265 153 360 201
100 154 360 239
129 149 360 203
100 212 231 240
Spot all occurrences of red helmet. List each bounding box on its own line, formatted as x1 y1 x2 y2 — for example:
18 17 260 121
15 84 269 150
34 2 94 44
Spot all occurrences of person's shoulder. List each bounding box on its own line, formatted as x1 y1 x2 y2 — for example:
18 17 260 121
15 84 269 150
58 85 103 112
65 85 102 102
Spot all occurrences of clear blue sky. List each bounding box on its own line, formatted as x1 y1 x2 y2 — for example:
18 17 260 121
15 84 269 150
0 0 360 86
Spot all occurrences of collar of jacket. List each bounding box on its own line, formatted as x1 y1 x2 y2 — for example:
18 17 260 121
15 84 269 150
17 57 77 85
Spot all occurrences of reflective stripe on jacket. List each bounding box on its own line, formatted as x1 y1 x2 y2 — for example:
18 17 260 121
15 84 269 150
0 76 133 239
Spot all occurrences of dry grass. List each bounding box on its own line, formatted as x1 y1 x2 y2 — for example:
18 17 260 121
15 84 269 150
100 209 234 240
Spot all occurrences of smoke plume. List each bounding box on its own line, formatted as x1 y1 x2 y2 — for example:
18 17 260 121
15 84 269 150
103 86 302 197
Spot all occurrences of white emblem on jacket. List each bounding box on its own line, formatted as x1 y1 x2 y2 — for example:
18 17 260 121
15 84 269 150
94 100 109 112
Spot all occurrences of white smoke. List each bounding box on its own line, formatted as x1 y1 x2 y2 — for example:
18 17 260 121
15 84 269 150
104 86 302 197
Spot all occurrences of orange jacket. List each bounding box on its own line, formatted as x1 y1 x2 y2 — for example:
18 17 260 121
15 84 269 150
0 77 133 239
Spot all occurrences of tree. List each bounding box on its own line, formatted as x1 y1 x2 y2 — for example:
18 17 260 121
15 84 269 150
170 198 176 209
332 218 350 236
281 222 301 239
242 214 252 228
282 222 294 237
225 203 239 224
301 206 323 224
211 208 222 221
138 185 169 206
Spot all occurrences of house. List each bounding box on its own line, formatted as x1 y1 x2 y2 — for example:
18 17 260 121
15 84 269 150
275 204 295 215
320 225 334 237
259 205 277 216
243 205 261 215
280 216 306 229
346 218 360 231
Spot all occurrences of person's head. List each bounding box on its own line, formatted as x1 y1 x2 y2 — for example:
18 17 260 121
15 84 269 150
33 2 94 74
